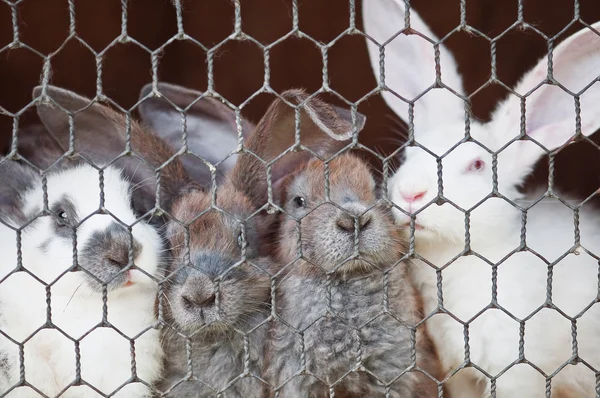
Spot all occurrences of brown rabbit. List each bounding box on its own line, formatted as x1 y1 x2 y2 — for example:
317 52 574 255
266 152 442 397
34 85 364 397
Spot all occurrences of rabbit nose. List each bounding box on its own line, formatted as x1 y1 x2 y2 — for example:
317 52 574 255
336 212 372 232
400 190 427 204
104 240 140 268
182 292 216 309
98 224 141 268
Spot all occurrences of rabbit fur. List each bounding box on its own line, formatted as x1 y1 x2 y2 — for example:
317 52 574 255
364 1 600 396
137 83 256 186
266 152 441 398
155 89 364 398
0 125 164 396
37 84 364 397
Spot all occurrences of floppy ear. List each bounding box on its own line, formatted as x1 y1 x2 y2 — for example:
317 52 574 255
138 83 255 186
230 90 364 208
0 159 39 225
14 123 79 171
490 21 600 173
362 0 465 134
33 85 192 213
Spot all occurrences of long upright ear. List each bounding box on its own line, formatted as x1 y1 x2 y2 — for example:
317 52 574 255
33 85 192 213
362 0 465 133
490 22 600 173
138 83 255 186
229 90 364 208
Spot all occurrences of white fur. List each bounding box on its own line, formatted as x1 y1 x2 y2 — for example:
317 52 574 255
0 165 163 397
364 1 600 396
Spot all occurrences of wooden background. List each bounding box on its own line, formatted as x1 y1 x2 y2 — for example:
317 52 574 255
1 0 600 197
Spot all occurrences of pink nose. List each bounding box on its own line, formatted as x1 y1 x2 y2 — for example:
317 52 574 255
401 191 426 203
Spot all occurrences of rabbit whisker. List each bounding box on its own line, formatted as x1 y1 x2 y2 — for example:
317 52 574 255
62 282 85 313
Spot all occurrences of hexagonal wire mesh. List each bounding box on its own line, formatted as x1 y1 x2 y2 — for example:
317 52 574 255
0 0 600 397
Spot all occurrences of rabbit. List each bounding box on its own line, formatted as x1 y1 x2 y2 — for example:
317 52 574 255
137 82 256 186
265 152 441 397
364 1 600 397
0 158 164 395
36 84 364 397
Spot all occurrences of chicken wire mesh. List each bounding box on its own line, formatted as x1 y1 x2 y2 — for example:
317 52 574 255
0 0 599 397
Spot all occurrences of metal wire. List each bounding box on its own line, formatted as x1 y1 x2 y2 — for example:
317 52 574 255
0 0 597 397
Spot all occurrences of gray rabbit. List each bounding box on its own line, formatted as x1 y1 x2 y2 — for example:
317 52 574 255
266 152 442 397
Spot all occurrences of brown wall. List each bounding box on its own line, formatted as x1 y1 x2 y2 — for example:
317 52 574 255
1 0 600 196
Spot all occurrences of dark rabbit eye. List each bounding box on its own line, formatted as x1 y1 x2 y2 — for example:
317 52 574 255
237 232 244 248
293 197 306 207
56 210 69 226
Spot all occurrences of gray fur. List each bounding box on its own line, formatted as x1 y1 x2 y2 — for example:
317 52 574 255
15 123 69 170
80 223 143 291
0 159 39 224
158 252 271 397
138 82 256 187
33 86 160 219
16 185 146 292
267 154 439 397
159 313 269 397
50 194 79 238
270 268 421 397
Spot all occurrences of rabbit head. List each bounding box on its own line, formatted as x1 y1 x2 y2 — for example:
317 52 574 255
163 183 273 334
0 101 163 294
161 90 363 335
364 0 600 244
278 152 403 275
0 160 162 295
35 85 364 336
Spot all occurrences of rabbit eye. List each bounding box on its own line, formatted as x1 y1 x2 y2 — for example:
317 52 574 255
236 232 244 248
293 197 306 207
56 210 69 226
466 159 485 173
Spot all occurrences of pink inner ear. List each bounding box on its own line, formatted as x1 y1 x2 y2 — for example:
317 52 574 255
525 121 575 152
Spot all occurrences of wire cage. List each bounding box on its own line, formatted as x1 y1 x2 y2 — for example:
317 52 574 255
1 0 600 397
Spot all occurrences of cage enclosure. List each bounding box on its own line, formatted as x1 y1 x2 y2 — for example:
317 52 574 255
0 0 600 397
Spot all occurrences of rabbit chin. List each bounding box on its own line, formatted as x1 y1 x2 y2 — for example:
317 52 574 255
82 269 156 293
333 258 379 275
169 309 235 336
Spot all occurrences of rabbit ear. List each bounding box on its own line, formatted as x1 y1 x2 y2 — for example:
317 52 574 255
33 85 193 213
138 83 255 186
490 22 600 173
363 0 465 133
0 159 39 224
15 124 76 170
230 90 364 208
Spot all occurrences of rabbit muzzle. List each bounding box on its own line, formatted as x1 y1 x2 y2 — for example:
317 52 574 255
79 222 144 291
168 253 254 334
302 204 402 274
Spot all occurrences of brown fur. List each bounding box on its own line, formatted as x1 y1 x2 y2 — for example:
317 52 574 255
231 90 363 208
102 107 196 210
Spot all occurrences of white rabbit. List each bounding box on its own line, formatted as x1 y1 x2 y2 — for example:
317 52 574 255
364 1 600 396
0 93 165 397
